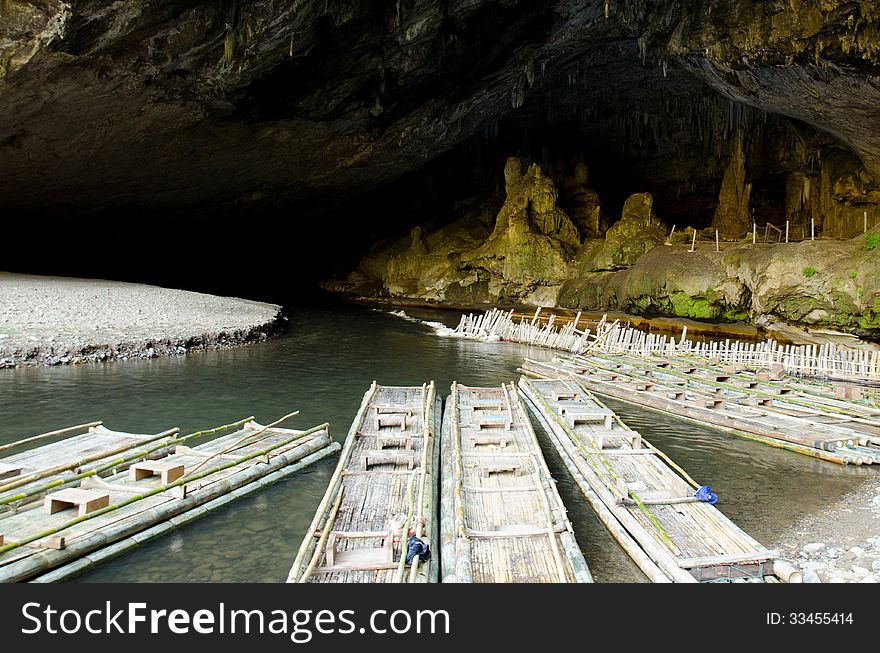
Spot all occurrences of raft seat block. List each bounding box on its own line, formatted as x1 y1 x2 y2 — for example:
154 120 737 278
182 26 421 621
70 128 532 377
129 461 185 484
374 405 413 416
565 409 614 430
480 458 521 477
469 434 510 448
325 530 394 570
476 416 511 431
44 488 110 516
704 399 725 409
376 434 414 450
634 382 654 392
363 450 415 470
0 462 23 481
377 413 408 431
667 391 685 400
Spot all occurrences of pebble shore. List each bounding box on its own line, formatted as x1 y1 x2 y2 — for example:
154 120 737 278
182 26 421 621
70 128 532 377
0 273 283 368
780 478 880 583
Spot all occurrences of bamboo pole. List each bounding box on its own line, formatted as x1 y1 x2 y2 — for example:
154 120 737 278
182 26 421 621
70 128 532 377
393 470 417 583
512 384 580 582
521 377 683 558
0 422 103 455
527 357 858 465
586 388 701 490
287 383 377 582
518 383 673 583
181 410 300 479
0 427 181 495
30 441 340 583
408 382 435 583
298 490 343 584
1 416 256 508
0 422 329 558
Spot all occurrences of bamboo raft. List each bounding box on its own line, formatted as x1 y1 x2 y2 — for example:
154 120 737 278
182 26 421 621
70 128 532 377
445 307 880 383
287 382 440 583
0 422 181 510
520 355 880 466
518 376 790 583
0 416 339 582
440 382 592 583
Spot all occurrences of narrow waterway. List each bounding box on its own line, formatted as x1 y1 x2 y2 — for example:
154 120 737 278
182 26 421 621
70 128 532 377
0 305 874 582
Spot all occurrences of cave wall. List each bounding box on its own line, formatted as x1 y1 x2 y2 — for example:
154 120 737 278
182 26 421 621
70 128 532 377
1 1 880 311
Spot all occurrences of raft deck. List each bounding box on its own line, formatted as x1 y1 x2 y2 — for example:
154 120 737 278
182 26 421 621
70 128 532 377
0 422 180 500
519 376 784 583
440 382 592 583
521 355 880 465
0 418 337 582
287 382 440 583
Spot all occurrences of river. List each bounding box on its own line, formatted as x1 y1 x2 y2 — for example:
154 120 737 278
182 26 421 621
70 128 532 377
0 304 874 582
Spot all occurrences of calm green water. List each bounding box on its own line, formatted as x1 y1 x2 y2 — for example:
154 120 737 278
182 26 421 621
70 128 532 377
0 305 874 582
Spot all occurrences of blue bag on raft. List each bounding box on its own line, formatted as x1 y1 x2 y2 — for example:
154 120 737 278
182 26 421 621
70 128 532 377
405 535 431 564
694 485 718 505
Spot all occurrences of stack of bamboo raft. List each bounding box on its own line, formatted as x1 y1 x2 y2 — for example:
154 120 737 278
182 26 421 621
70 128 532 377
0 415 339 582
287 382 440 583
520 355 880 465
439 382 592 583
518 377 792 583
445 308 880 383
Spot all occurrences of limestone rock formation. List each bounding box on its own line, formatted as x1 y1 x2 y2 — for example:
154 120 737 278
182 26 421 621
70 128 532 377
573 192 667 274
460 158 580 303
328 158 584 305
712 127 752 239
561 161 603 240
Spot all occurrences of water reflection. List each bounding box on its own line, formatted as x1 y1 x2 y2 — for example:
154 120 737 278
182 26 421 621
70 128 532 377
0 305 874 582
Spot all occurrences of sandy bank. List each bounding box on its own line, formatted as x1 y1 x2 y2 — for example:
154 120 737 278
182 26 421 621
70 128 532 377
0 273 283 368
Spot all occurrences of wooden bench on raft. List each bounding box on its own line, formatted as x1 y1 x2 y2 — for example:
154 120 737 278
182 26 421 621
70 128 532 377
376 413 408 431
556 401 614 430
592 429 642 451
363 450 416 470
468 433 510 448
479 456 522 477
376 433 414 449
129 461 185 484
475 415 512 431
321 530 397 572
470 399 504 411
43 488 110 516
617 474 692 505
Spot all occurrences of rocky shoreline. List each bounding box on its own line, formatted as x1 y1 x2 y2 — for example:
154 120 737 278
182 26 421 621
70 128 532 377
0 273 284 369
782 478 880 583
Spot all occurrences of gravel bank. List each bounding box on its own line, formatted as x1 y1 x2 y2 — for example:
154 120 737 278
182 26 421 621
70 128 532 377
778 477 880 583
0 273 283 368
